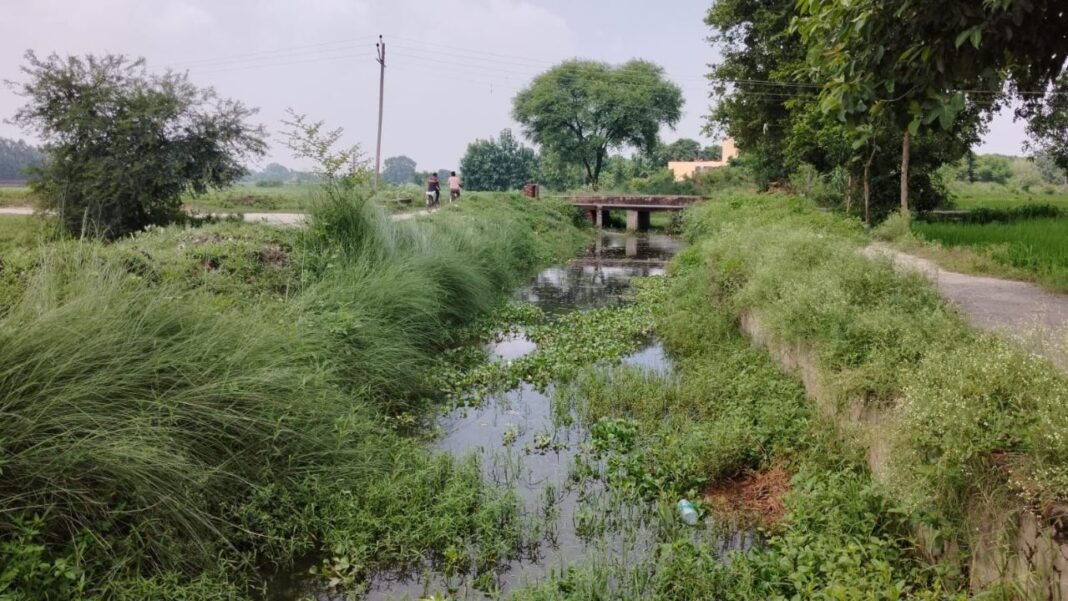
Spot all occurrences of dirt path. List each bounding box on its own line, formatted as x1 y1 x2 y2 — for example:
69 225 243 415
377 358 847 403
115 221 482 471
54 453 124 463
0 207 432 224
865 243 1068 369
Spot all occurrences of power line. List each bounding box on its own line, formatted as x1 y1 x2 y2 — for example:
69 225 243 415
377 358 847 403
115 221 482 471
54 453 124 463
193 49 369 75
165 34 379 70
158 34 1066 101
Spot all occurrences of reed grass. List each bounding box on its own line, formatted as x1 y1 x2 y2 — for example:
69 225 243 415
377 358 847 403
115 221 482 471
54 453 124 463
0 188 587 598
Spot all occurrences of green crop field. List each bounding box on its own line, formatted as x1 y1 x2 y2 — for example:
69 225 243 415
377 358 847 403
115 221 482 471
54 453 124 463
913 217 1068 289
950 181 1068 211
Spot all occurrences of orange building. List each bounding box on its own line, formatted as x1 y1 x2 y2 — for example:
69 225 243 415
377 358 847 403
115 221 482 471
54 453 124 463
667 138 738 181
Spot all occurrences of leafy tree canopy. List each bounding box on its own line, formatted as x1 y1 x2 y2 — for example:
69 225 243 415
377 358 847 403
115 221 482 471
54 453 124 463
795 0 1066 132
650 138 723 165
459 129 538 192
260 163 291 181
973 155 1013 184
381 155 418 186
513 60 683 189
1026 73 1068 174
10 51 266 239
705 0 804 188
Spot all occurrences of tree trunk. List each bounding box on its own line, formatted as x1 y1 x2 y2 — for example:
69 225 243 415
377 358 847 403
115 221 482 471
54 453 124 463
862 142 877 228
900 129 911 218
863 162 871 229
592 151 605 191
845 171 854 213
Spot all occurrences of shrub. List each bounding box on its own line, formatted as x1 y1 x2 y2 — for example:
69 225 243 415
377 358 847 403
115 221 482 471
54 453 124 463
10 52 266 239
873 212 914 241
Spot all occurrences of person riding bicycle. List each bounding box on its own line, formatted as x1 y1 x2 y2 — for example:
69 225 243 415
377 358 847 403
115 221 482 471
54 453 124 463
448 171 462 202
426 173 441 206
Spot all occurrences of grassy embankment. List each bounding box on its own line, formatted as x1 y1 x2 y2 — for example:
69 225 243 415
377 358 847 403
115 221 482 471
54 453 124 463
0 192 587 599
677 196 1068 596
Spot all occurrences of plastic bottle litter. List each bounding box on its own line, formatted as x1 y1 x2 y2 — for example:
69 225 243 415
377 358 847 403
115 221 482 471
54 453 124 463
677 499 698 526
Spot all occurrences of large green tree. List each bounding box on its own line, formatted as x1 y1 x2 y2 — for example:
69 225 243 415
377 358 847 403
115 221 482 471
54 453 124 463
1026 74 1068 175
537 149 585 192
705 0 807 189
650 138 722 165
513 60 683 189
459 129 538 191
381 155 418 186
795 0 1066 216
1032 149 1068 186
10 52 266 239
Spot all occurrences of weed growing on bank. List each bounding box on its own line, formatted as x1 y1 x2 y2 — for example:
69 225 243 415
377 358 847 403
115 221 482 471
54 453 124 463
682 194 1068 580
0 191 587 599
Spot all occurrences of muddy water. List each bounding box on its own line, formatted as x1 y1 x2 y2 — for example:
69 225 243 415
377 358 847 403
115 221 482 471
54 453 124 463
271 232 699 600
519 232 683 314
366 233 682 600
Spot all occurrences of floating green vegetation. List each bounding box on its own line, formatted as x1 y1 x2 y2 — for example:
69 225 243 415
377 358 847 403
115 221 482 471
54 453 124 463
440 278 668 406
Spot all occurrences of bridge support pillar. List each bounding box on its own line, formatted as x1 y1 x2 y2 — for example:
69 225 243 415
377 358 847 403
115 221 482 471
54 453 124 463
626 210 651 232
625 236 638 257
596 209 611 228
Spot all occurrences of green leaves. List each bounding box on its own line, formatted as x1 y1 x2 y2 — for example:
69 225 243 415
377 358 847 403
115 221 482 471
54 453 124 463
459 129 538 192
513 60 683 188
953 26 983 49
11 51 266 239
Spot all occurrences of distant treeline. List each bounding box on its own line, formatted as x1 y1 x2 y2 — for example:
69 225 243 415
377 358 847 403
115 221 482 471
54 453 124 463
240 162 322 185
0 137 43 180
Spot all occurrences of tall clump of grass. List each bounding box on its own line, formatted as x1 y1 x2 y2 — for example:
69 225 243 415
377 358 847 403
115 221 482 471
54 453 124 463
0 187 588 596
297 191 584 411
0 251 360 573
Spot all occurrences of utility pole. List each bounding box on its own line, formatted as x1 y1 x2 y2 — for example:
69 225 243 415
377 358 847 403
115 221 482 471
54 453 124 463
374 35 386 188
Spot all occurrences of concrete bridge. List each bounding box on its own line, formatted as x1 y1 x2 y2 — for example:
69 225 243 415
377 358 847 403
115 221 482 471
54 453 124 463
561 195 704 230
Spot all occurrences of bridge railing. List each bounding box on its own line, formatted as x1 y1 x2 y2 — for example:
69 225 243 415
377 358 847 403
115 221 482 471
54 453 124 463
558 195 703 208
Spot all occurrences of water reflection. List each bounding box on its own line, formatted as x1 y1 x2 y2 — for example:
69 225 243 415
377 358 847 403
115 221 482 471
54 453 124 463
519 232 683 314
365 233 686 600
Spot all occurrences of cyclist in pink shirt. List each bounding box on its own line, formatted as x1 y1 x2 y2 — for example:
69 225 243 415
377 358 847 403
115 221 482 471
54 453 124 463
448 171 462 202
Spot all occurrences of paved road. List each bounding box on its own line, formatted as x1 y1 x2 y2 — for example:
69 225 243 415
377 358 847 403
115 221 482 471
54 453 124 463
865 243 1068 369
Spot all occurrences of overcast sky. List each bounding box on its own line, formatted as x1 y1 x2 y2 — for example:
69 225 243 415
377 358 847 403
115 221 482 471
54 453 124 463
0 0 1030 172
